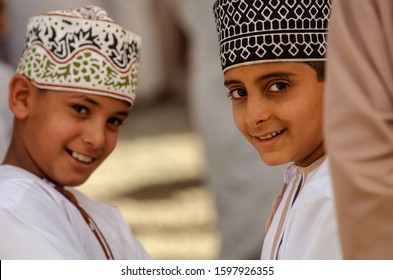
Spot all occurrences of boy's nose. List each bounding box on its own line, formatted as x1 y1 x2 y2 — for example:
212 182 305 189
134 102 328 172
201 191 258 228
82 123 105 149
245 95 270 128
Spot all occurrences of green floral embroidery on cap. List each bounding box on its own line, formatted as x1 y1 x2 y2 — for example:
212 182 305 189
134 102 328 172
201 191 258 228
16 5 141 105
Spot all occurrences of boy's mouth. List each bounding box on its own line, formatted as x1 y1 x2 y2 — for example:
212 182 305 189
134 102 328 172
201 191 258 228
66 149 94 163
257 129 286 140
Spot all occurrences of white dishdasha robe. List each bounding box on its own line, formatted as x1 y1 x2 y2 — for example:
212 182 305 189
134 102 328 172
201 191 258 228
0 165 150 260
262 156 342 259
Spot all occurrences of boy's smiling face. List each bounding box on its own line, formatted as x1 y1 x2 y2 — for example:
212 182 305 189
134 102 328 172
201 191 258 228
224 62 325 167
8 78 130 186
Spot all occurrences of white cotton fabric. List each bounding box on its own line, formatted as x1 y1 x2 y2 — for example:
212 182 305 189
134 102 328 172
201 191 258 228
0 165 150 260
261 158 342 259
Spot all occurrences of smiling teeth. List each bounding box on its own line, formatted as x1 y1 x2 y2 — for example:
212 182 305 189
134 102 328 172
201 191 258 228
72 151 93 163
259 130 283 140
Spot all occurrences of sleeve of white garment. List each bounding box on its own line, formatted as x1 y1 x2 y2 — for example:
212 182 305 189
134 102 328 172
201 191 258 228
325 0 393 259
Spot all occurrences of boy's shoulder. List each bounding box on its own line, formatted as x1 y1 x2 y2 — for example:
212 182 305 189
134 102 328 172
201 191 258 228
286 156 330 182
286 157 333 199
0 165 52 209
0 165 112 216
306 157 331 181
304 157 334 199
0 165 39 186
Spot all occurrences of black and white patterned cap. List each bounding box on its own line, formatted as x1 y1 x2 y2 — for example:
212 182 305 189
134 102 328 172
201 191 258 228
213 0 331 72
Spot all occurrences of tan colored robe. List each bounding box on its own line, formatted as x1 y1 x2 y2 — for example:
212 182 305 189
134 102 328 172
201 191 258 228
325 0 393 259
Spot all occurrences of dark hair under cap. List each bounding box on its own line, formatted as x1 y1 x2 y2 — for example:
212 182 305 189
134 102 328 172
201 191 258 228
213 0 331 72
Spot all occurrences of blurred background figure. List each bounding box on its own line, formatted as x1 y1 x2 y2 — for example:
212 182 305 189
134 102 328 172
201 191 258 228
0 0 14 160
1 0 286 259
104 0 187 106
169 0 286 259
1 0 106 65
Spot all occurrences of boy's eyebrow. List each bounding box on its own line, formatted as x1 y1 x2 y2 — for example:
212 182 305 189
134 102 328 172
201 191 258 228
83 96 100 107
224 79 242 87
224 71 294 87
256 71 294 82
116 110 130 118
74 95 130 117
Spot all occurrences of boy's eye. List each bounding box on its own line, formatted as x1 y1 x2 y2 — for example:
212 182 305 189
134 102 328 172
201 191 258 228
72 104 89 115
108 117 124 127
228 88 247 99
268 82 288 92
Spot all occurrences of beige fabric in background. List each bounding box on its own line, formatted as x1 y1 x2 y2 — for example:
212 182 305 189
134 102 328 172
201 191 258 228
325 0 393 259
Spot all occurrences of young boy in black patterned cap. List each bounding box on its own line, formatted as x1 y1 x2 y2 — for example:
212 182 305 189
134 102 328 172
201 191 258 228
0 5 150 259
213 0 342 259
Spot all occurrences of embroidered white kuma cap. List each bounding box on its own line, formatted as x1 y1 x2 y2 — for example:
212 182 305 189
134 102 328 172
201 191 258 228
16 5 142 106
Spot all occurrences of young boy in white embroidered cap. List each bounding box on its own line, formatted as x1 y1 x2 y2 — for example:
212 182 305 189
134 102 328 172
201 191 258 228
0 5 150 259
213 0 342 259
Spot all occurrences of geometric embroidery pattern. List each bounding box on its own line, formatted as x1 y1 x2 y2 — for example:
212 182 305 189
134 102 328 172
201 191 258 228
213 0 331 72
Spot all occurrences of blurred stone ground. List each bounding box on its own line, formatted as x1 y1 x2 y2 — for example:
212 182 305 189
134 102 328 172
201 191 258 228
78 99 220 260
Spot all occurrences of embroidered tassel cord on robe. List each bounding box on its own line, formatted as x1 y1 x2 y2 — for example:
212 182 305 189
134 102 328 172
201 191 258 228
54 186 114 260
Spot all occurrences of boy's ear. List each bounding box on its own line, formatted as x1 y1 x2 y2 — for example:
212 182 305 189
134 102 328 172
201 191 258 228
8 74 37 119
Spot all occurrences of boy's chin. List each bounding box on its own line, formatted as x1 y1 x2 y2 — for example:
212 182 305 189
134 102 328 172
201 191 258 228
258 152 288 166
51 176 90 188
